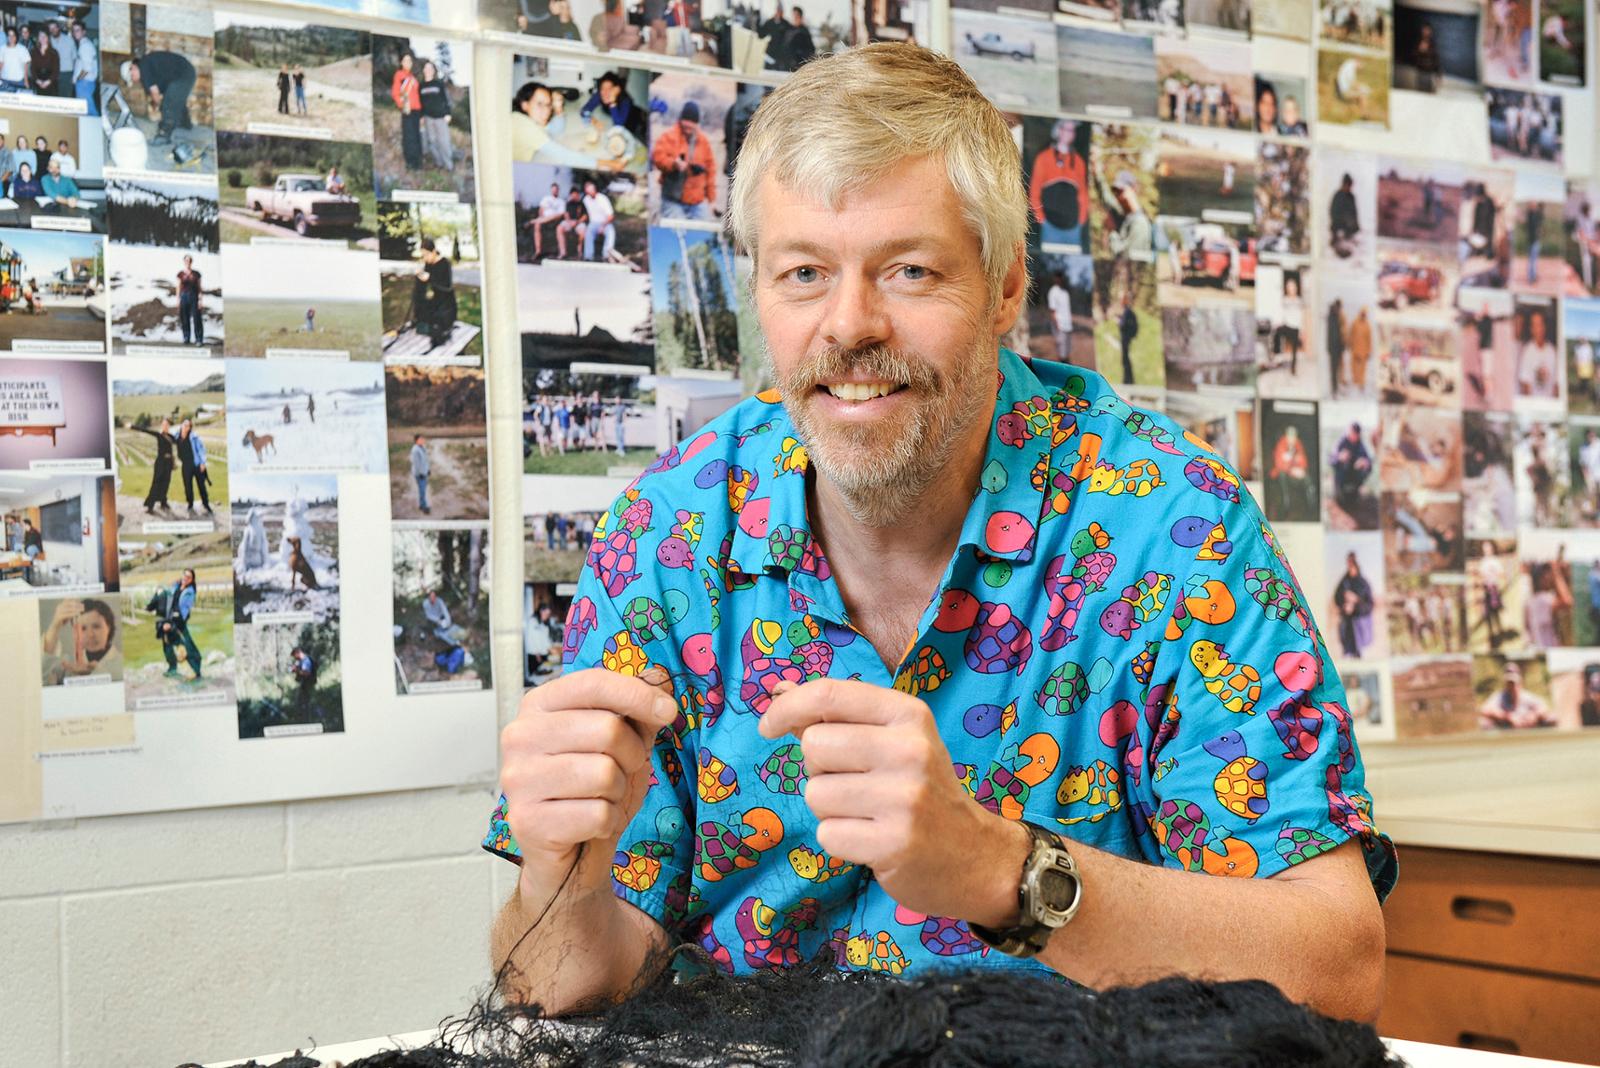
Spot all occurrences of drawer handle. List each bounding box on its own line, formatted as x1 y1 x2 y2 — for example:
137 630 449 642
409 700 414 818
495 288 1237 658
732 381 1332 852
1449 896 1514 925
1458 1032 1519 1055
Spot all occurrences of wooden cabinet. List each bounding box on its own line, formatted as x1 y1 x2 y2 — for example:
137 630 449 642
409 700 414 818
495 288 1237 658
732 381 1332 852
1377 846 1600 1064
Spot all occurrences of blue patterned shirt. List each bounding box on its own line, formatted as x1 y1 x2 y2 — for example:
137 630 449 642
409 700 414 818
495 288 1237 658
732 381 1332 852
485 347 1398 978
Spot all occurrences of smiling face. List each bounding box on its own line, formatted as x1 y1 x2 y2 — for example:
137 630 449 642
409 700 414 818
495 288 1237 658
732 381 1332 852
753 154 1021 520
76 610 110 655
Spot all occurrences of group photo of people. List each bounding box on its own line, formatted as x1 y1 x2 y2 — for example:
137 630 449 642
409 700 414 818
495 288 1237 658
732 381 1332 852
391 526 491 695
0 5 99 111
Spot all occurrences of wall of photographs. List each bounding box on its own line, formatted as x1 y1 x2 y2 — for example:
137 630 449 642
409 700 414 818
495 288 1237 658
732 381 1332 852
0 0 497 824
507 1 1600 751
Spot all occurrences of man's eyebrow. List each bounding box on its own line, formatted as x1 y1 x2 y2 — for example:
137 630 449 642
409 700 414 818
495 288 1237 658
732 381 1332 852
764 236 955 261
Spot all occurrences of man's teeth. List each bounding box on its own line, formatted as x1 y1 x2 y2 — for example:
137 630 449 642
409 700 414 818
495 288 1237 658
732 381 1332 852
824 382 898 401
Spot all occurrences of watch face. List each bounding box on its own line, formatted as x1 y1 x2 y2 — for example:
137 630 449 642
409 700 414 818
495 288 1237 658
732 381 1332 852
1038 869 1078 913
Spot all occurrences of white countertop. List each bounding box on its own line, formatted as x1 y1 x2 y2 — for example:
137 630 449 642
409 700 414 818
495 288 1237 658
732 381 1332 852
209 1029 1592 1067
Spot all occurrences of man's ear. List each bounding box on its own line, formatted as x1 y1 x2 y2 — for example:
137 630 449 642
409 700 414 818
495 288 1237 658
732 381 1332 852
990 242 1028 338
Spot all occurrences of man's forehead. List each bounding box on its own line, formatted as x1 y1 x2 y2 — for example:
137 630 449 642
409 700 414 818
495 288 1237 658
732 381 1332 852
756 162 968 253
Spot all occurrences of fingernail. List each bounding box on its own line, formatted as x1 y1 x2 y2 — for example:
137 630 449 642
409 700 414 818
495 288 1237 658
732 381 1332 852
771 680 797 698
641 665 670 688
654 695 677 722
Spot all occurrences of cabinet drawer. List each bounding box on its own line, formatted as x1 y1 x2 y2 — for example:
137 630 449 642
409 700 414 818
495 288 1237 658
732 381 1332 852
1379 954 1600 1065
1381 847 1600 981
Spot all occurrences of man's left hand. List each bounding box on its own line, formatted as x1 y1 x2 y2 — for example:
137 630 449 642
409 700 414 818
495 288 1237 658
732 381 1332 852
759 678 1027 926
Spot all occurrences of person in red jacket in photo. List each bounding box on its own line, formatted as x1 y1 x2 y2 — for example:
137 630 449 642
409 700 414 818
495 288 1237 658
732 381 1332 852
1029 118 1089 249
651 100 716 222
391 51 423 171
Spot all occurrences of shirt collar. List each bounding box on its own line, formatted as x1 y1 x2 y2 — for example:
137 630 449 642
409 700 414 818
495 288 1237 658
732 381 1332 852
723 348 1063 579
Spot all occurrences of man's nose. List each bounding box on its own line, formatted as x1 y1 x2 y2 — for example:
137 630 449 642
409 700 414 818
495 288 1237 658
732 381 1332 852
822 271 889 353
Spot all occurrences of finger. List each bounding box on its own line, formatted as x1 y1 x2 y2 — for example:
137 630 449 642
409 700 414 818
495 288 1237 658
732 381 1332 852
804 771 893 820
759 677 918 740
533 707 650 770
523 666 677 731
814 817 881 866
793 722 885 775
511 797 622 851
512 751 631 806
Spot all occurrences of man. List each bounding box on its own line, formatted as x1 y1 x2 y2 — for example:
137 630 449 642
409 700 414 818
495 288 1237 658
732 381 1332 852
1099 169 1152 305
414 237 456 349
48 20 72 100
1329 173 1360 253
1575 333 1597 405
557 186 586 260
786 7 816 68
21 517 42 559
121 50 196 145
1278 95 1307 136
69 21 96 115
1517 308 1558 395
1116 290 1138 384
1523 201 1544 283
276 64 291 115
325 165 347 195
1347 306 1372 390
0 28 28 92
40 156 77 209
51 138 75 177
1268 423 1311 519
488 44 1392 1019
581 178 616 262
1028 119 1088 249
651 100 716 222
527 182 566 261
1045 270 1072 361
291 646 318 709
1478 661 1555 729
422 588 453 643
1333 553 1373 659
1330 421 1372 521
758 3 793 71
410 433 431 515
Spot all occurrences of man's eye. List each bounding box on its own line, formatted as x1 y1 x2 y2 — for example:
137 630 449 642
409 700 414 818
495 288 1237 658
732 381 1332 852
901 265 930 280
792 266 819 284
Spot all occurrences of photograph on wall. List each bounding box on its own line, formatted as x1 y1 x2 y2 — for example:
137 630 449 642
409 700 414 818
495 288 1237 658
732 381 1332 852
1456 166 1514 288
0 355 109 472
1386 568 1466 657
393 523 491 695
1154 35 1252 130
1163 305 1255 390
648 71 732 227
385 364 487 522
1254 70 1311 138
1261 397 1320 523
1184 0 1249 36
649 223 753 380
1566 418 1600 527
1514 413 1571 527
1542 647 1600 729
1378 402 1462 492
212 13 371 142
1512 293 1562 404
1566 298 1600 415
478 0 604 47
0 1 101 113
1255 0 1313 38
1378 319 1459 405
1382 488 1463 579
1321 400 1379 530
229 472 338 625
1567 180 1599 297
1481 0 1533 86
0 229 105 351
1376 240 1457 317
1089 123 1159 387
0 472 118 595
508 55 651 173
1376 157 1462 247
1537 0 1585 87
1056 25 1156 121
1463 410 1517 538
514 161 646 270
522 365 659 476
1123 0 1184 30
1459 285 1516 409
1485 87 1563 168
1390 653 1474 736
522 573 574 685
1321 277 1379 399
220 243 381 360
950 10 1057 115
1510 168 1566 295
1517 527 1581 646
372 35 474 203
1316 47 1390 128
1027 249 1093 366
1473 652 1556 729
109 357 226 540
0 106 106 230
101 1 217 176
1164 389 1255 478
1156 126 1256 230
120 560 234 709
1256 262 1317 397
235 619 341 738
216 131 373 248
107 173 221 353
377 199 482 360
1325 530 1386 661
1390 0 1481 93
1095 260 1160 388
1024 117 1092 252
519 255 652 371
1256 140 1310 258
1315 148 1376 281
1319 0 1392 50
37 593 123 686
224 356 388 476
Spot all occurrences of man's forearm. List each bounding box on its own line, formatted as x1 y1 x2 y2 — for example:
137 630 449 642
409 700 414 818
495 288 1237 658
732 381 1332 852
490 861 668 1015
967 821 1384 1022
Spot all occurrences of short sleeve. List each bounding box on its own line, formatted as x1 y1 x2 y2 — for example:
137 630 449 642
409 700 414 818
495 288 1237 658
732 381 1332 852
1135 508 1399 905
480 494 697 931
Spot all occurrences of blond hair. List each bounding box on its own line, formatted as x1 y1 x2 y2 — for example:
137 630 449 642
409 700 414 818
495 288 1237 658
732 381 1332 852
725 43 1027 302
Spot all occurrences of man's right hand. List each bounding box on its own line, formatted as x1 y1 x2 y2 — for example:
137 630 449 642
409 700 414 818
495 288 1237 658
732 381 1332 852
499 666 678 895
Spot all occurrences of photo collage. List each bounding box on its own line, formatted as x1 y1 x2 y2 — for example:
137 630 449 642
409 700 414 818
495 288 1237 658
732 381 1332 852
5 1 493 746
